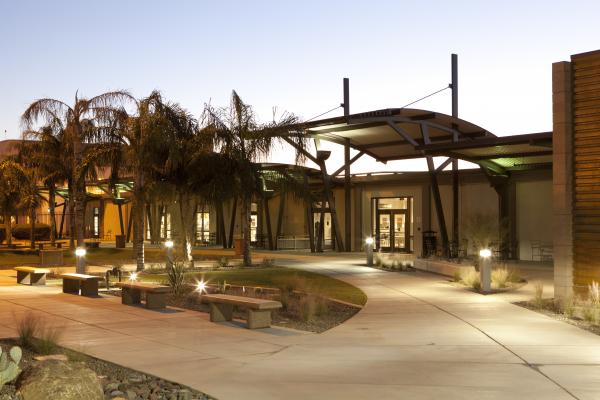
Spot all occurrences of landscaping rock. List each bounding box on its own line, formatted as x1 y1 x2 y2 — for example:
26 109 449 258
17 360 103 400
33 354 68 362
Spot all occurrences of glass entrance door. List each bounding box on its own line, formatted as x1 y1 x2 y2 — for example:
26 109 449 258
377 210 408 252
378 213 391 250
394 212 407 251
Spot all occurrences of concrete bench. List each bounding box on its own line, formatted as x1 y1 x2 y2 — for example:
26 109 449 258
60 273 103 296
14 266 51 286
115 282 170 309
201 294 282 329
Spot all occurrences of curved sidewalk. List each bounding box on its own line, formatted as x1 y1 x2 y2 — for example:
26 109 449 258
1 256 599 399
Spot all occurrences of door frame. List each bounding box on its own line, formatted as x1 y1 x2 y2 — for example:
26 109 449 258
372 196 412 253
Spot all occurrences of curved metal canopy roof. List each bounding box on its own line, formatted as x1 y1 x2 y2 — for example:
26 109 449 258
302 108 552 174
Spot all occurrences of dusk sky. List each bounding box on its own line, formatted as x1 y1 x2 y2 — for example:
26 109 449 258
2 1 600 171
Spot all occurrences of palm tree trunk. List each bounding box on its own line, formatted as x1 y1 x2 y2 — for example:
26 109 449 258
133 172 145 271
4 212 12 247
68 186 76 250
74 180 86 247
48 186 56 246
177 192 195 268
29 207 36 249
241 196 252 266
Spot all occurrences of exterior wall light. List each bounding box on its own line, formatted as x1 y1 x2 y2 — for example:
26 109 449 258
365 237 374 266
479 248 492 293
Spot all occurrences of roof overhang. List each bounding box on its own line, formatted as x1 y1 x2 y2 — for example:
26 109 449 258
301 108 552 173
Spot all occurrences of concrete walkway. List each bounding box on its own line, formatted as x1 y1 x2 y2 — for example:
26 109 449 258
1 256 599 399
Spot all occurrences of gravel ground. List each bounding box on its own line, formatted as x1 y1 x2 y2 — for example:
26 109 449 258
0 338 213 400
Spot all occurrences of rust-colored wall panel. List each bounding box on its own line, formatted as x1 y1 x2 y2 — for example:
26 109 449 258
572 50 600 287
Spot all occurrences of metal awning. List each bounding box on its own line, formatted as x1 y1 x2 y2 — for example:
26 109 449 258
302 108 552 174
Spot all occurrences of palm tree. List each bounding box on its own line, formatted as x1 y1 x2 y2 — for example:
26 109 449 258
204 91 306 266
100 91 175 271
18 168 44 249
21 91 134 249
0 160 27 247
20 125 70 247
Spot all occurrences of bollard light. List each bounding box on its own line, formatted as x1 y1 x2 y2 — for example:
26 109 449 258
479 248 492 258
129 272 138 282
196 279 207 294
165 240 174 270
365 237 374 267
479 248 492 293
75 247 86 273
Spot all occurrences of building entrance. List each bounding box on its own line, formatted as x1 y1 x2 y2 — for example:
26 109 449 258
372 197 412 252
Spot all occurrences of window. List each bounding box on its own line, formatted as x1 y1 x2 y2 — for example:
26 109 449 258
195 209 210 244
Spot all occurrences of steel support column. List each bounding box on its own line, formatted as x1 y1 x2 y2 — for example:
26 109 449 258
344 138 352 251
427 156 449 255
451 53 460 255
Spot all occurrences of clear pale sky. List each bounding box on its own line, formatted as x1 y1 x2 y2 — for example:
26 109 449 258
2 1 600 172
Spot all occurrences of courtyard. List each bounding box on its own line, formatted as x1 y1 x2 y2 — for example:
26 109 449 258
1 253 598 399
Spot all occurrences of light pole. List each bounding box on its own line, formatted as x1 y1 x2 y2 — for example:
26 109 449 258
75 247 86 274
365 237 374 267
165 240 174 270
479 248 492 293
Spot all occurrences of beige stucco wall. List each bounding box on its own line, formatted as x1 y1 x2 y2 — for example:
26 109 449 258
516 179 553 260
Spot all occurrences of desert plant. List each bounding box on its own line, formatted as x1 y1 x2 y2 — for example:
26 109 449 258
214 257 230 269
461 268 481 291
589 281 600 307
35 324 64 355
15 312 40 348
166 261 187 297
559 296 575 318
582 304 597 324
0 345 22 389
260 258 275 268
491 267 517 289
532 281 544 308
452 269 462 282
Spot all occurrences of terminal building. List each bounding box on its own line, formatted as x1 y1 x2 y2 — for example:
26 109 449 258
2 48 600 297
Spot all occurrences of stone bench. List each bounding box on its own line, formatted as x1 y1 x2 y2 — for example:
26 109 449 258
60 273 103 297
14 266 51 286
201 294 282 329
115 282 170 310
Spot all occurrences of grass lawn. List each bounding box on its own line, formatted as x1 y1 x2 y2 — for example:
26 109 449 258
140 267 367 306
0 247 235 267
0 247 169 267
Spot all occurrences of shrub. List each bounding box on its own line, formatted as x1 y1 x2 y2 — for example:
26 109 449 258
214 257 230 269
15 312 40 348
12 224 51 240
260 258 275 268
166 261 187 297
491 268 515 288
589 281 600 307
558 296 575 318
452 270 462 282
35 324 64 355
461 268 481 291
14 312 63 354
582 304 597 324
532 281 544 308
